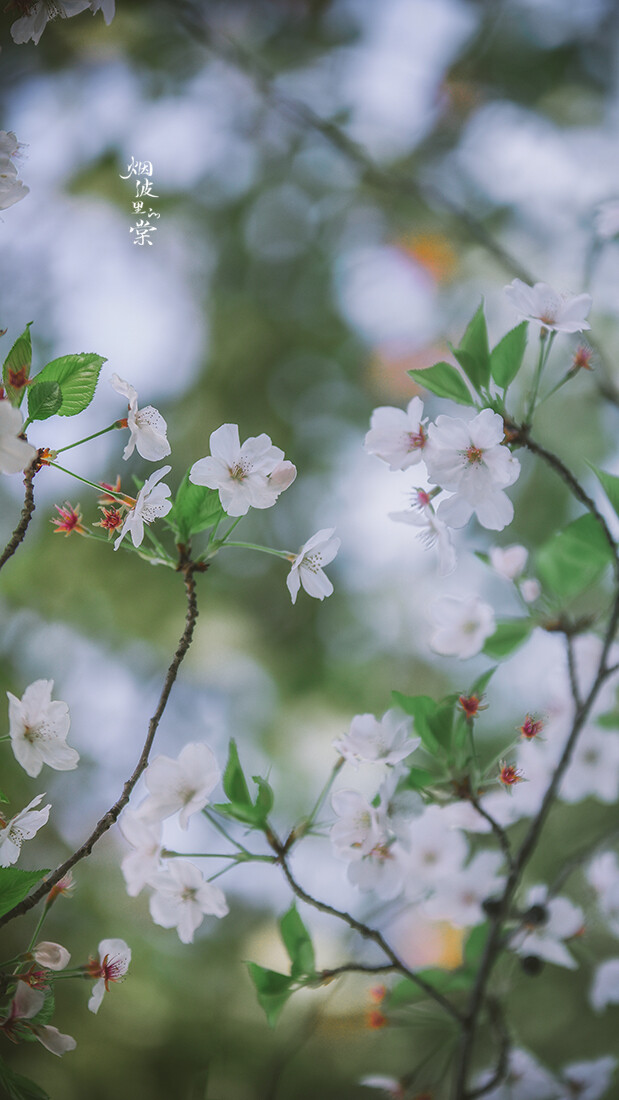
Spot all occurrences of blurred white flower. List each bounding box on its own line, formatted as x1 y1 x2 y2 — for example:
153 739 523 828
521 578 541 603
590 958 619 1012
32 942 71 970
137 742 220 829
429 595 495 659
399 804 469 895
190 424 296 517
489 544 528 580
475 1047 559 1100
114 466 172 550
0 131 29 210
390 501 457 576
0 794 51 867
148 859 228 943
118 812 163 897
330 789 383 860
504 279 591 333
514 886 583 970
560 726 619 804
333 709 420 768
286 528 340 604
110 374 170 462
359 1076 403 1099
595 199 619 240
87 938 131 1014
423 850 505 928
0 401 37 475
426 410 520 531
7 678 78 778
364 396 427 470
558 1058 617 1100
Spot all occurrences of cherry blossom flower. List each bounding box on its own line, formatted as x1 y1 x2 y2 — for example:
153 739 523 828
7 679 78 778
32 942 71 970
0 794 51 867
51 502 87 537
114 465 173 550
359 1075 404 1098
364 396 427 470
489 544 527 580
521 578 541 603
87 938 131 1013
475 1047 559 1100
586 852 619 936
504 279 591 333
399 804 469 896
499 761 524 787
330 789 384 861
519 715 544 740
10 0 113 45
0 401 37 475
118 812 163 897
189 423 296 517
390 501 457 576
514 886 584 970
423 850 505 928
425 410 520 532
286 528 340 604
110 374 171 462
0 131 29 210
148 859 228 943
0 983 76 1056
429 595 495 659
558 1058 617 1100
333 710 420 768
590 958 619 1012
137 742 220 829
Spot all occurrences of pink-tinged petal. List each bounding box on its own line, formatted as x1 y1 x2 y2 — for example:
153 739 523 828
209 423 241 465
268 460 297 493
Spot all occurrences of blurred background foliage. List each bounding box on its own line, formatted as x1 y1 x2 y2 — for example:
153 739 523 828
1 0 619 1096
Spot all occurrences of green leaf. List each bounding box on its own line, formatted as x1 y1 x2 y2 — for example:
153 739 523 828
483 619 532 660
427 701 455 752
0 868 49 920
388 967 473 1007
401 765 438 790
536 513 613 599
2 323 33 407
222 740 252 809
167 470 225 542
27 380 62 422
246 963 293 1027
490 322 528 390
252 775 274 824
408 362 474 406
32 353 105 417
280 905 316 979
596 708 619 730
468 667 497 699
456 302 490 391
589 463 619 522
0 1058 50 1100
392 692 441 754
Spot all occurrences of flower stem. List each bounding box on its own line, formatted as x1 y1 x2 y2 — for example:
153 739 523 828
300 757 345 838
54 422 122 455
224 541 291 560
524 330 556 423
48 462 130 502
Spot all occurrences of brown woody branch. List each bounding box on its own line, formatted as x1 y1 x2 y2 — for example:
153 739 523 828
0 455 39 573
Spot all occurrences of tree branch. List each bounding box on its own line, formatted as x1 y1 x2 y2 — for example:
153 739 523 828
0 554 202 928
0 456 38 573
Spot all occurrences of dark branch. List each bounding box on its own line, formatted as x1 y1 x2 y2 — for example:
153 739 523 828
0 556 201 928
0 456 38 572
468 794 514 872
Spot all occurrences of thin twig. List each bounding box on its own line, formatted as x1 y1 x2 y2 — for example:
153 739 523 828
264 828 463 1024
0 554 202 928
0 457 38 572
319 962 400 981
468 795 514 872
466 998 510 1100
565 635 583 711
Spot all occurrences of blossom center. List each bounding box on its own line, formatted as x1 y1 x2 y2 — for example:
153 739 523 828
229 460 251 482
464 445 484 465
407 427 426 451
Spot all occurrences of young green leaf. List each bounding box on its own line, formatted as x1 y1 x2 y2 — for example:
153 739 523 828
401 765 439 790
427 701 455 752
0 1057 50 1100
0 867 50 920
483 619 532 660
2 323 33 407
280 905 316 979
246 963 293 1028
32 353 105 417
468 667 497 698
588 463 619 522
252 775 274 824
222 740 252 809
167 470 225 542
536 513 613 599
392 692 441 755
408 362 475 406
452 302 490 392
27 380 62 422
490 322 528 390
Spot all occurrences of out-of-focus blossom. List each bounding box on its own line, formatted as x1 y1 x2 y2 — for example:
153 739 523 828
110 374 171 462
560 726 619 804
426 410 520 532
286 528 340 604
424 850 505 927
0 401 36 475
514 886 584 970
399 805 469 895
0 131 29 210
137 742 220 829
190 424 296 517
595 199 619 240
504 279 591 333
558 1057 617 1100
0 795 51 867
475 1047 559 1100
148 860 228 943
87 938 131 1013
521 578 541 603
364 396 427 470
118 812 163 897
7 679 78 778
590 958 619 1012
330 790 383 860
359 1075 404 1098
489 544 528 580
114 466 172 549
32 942 70 971
390 501 457 576
333 710 419 768
587 852 619 936
429 595 495 659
